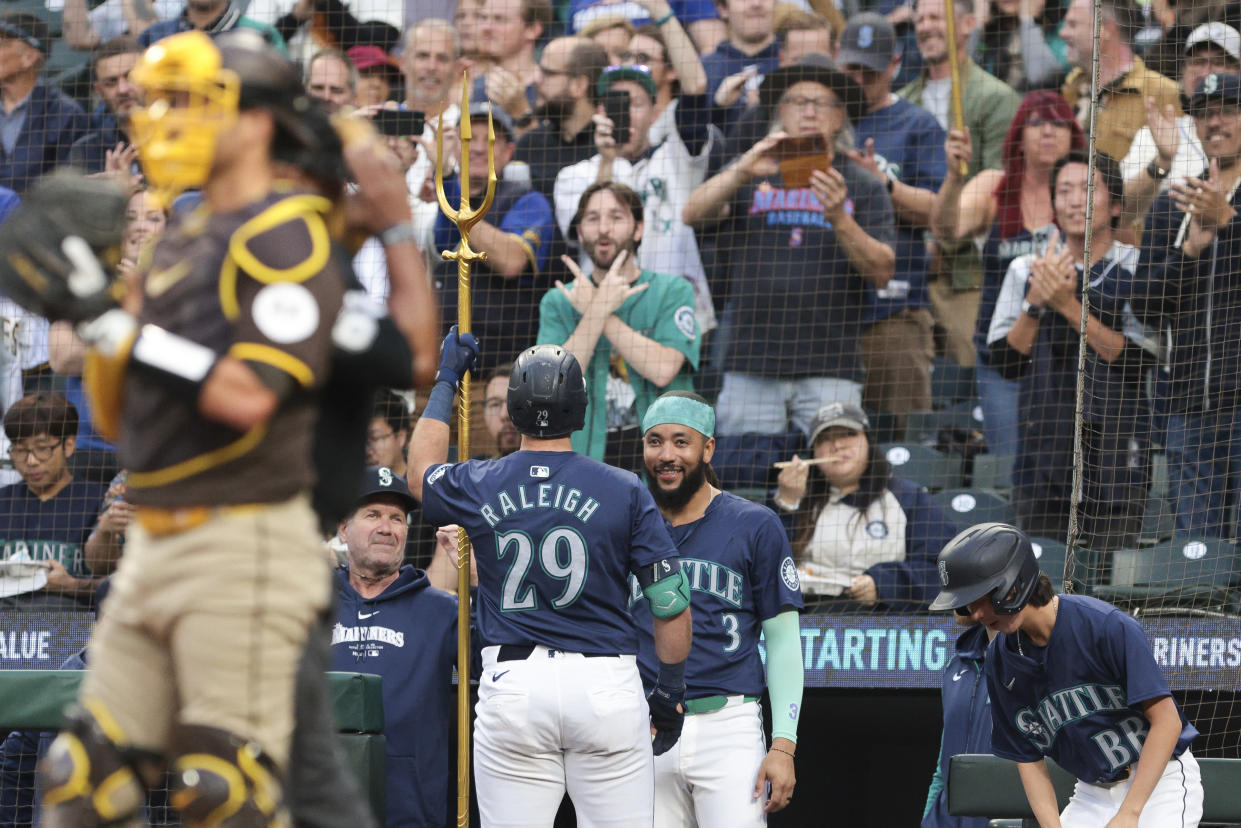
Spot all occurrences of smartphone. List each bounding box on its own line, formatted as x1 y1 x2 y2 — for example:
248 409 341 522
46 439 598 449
743 63 763 93
601 89 631 147
773 134 830 188
373 109 426 138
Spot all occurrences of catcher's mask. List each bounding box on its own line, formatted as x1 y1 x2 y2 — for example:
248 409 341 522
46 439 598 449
129 31 240 208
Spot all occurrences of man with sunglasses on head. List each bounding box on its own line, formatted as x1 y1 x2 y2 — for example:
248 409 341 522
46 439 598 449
554 36 720 335
0 393 106 609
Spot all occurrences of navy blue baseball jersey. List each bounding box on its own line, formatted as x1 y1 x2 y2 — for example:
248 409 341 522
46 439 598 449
630 491 804 698
985 595 1197 784
421 450 679 654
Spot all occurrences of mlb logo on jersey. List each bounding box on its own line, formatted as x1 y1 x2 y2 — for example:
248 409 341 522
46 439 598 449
530 465 550 478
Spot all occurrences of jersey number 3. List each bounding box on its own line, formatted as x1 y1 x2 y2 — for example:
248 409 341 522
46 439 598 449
497 528 589 611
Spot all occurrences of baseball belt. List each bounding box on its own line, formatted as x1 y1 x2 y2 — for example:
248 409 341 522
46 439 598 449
496 644 621 661
683 695 760 715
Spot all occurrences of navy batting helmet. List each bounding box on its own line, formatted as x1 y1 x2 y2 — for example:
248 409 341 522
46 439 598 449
928 522 1041 615
508 345 587 438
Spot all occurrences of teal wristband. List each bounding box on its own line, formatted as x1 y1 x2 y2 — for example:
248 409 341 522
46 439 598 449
654 10 674 24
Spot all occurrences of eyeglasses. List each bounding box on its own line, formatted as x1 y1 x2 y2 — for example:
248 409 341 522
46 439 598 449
10 438 63 463
619 50 662 65
780 95 843 113
484 398 506 414
366 429 396 445
1026 115 1073 128
604 64 652 76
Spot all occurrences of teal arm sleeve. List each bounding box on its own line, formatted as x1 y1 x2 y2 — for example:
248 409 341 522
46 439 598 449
761 610 803 743
923 728 947 819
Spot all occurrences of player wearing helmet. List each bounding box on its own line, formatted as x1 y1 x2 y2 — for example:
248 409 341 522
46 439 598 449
930 523 1204 828
407 340 694 827
38 30 349 827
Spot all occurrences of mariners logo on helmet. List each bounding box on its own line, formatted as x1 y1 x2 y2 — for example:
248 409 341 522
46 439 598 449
928 522 1041 615
938 559 950 587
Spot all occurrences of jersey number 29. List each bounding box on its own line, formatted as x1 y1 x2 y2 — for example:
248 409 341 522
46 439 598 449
497 528 589 611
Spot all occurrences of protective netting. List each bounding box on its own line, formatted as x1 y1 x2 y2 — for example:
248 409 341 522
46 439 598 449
0 0 1239 821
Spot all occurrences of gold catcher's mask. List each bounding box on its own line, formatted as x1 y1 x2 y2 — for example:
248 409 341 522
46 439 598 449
129 31 240 208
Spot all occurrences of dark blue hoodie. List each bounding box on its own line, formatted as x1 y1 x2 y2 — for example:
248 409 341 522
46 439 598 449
921 623 993 828
330 566 458 828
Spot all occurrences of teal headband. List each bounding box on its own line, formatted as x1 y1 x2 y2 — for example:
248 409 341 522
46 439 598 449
642 395 715 438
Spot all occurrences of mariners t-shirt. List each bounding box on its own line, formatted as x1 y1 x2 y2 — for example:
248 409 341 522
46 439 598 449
985 594 1197 783
0 478 106 577
421 450 680 655
630 491 803 698
538 269 701 460
723 155 896 379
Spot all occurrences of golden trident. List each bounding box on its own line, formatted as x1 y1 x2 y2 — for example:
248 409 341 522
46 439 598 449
435 75 496 828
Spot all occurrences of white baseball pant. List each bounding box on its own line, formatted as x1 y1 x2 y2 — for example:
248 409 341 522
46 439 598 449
653 697 768 828
1060 750 1203 828
474 645 654 828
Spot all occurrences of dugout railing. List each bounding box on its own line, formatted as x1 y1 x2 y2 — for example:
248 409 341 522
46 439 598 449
0 669 387 822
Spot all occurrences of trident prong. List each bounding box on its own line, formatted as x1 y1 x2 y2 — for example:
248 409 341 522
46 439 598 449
435 74 499 268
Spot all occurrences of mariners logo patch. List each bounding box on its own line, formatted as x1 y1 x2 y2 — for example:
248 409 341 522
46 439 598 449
938 560 950 587
674 306 696 340
427 464 450 486
379 467 393 486
865 520 889 539
780 556 801 591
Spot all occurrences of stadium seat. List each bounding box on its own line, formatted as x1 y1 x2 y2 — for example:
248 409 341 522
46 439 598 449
931 488 1015 528
904 401 982 445
1029 536 1068 591
1139 496 1175 546
930 357 976 410
1150 451 1169 498
713 431 804 490
970 452 1014 492
878 443 963 491
1092 538 1241 615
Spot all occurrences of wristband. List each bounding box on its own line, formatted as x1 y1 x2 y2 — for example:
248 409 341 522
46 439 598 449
380 221 417 246
656 658 686 690
422 380 455 425
1021 300 1043 319
1146 158 1170 180
773 494 800 512
653 10 675 24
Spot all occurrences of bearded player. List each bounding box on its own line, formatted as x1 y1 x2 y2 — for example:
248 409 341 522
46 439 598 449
634 390 804 826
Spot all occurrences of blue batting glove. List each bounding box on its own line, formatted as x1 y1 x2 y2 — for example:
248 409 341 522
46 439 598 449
435 324 480 387
647 682 685 756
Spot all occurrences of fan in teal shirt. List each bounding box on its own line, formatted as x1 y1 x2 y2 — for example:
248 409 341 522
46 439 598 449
537 267 701 459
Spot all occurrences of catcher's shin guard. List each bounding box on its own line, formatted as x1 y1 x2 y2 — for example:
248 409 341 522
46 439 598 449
169 724 288 827
38 701 146 827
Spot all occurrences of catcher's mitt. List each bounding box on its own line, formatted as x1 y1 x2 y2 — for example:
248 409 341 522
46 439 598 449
0 171 128 323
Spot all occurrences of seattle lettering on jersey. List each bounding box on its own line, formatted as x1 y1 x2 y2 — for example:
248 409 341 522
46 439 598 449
478 483 600 528
748 186 855 229
1014 681 1148 771
628 557 743 609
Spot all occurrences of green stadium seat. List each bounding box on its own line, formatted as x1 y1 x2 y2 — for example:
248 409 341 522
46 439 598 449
1139 496 1175 546
932 488 1015 528
1092 538 1241 615
1029 536 1068 591
904 401 981 445
879 443 963 491
930 356 976 410
970 452 1015 492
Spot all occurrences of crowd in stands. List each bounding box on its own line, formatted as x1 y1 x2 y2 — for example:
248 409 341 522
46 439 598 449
1 0 1241 616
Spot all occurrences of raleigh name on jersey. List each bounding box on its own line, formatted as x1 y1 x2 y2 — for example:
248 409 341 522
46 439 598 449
629 491 804 699
986 594 1197 783
422 450 679 655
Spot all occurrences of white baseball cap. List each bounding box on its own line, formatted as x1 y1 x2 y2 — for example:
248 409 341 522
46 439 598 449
1185 22 1241 63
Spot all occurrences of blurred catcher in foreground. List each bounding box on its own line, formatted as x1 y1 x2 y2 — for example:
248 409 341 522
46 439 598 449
0 29 413 826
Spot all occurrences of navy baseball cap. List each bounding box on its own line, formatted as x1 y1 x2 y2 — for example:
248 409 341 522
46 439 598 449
837 12 897 73
1187 72 1241 116
467 101 516 141
357 465 417 511
0 12 49 57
